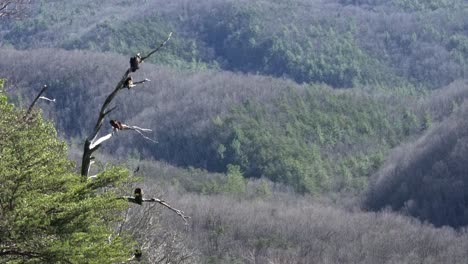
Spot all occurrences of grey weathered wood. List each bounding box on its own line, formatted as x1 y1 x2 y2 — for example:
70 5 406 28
80 32 172 178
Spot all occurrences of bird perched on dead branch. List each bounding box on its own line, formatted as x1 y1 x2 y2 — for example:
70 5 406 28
122 188 147 205
120 188 190 223
109 120 157 142
110 119 129 131
81 32 173 178
134 249 142 261
132 187 143 205
110 119 122 130
130 53 142 72
124 76 136 89
126 249 143 262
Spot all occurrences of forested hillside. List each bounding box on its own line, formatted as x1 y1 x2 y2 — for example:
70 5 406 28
0 81 134 263
1 0 466 88
0 48 430 193
1 0 468 262
366 81 468 227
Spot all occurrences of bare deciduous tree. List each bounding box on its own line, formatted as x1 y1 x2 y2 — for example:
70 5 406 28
80 32 172 178
118 197 197 263
77 32 190 260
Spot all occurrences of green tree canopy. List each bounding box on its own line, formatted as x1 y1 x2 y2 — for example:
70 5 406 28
0 83 132 263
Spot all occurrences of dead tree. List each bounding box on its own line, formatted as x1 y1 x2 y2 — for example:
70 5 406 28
80 32 191 261
117 189 196 264
80 32 172 178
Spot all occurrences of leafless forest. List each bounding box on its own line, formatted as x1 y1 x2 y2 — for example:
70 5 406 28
1 0 468 263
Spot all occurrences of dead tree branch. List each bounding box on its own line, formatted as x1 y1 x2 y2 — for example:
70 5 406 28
121 188 190 225
80 32 172 178
127 125 158 143
143 197 189 224
141 32 173 62
38 96 55 103
121 196 190 224
24 84 47 120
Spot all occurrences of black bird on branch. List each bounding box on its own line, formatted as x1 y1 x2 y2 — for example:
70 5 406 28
129 53 141 72
124 76 150 90
126 249 143 262
109 120 157 143
110 119 128 131
120 188 189 223
130 187 143 205
81 32 172 178
124 76 136 89
133 249 142 261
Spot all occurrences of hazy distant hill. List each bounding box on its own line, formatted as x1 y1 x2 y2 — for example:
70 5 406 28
1 0 466 88
1 0 468 228
366 80 468 227
0 48 427 193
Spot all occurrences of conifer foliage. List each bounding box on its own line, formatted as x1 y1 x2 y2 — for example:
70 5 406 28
0 81 132 263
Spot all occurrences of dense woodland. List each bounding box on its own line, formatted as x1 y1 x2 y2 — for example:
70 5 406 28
1 0 468 263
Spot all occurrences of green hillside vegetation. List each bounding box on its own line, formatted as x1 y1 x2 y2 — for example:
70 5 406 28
210 86 425 193
366 81 468 227
1 0 466 88
0 48 429 193
61 16 208 70
0 82 133 263
1 0 468 255
72 158 468 263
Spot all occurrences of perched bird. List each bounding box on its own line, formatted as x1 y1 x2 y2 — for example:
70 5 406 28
110 120 130 132
119 188 190 222
121 188 169 205
124 76 136 89
134 249 142 261
121 188 146 205
133 166 140 174
133 187 143 205
110 119 124 130
129 53 142 72
127 249 143 261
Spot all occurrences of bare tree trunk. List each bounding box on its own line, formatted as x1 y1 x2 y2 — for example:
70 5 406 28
24 84 47 120
80 33 172 179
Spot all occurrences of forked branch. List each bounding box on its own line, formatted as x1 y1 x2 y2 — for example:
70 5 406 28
80 32 172 178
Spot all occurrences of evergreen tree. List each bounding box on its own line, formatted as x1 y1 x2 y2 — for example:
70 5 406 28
224 164 246 194
0 83 132 263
